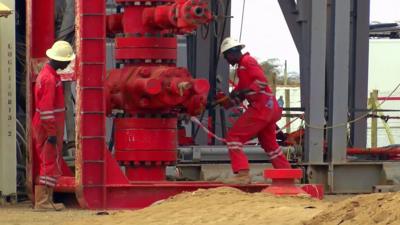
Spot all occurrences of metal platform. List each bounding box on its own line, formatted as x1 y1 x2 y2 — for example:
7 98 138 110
177 146 400 194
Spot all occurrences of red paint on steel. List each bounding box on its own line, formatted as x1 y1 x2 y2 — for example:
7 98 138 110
262 169 308 197
75 0 107 209
142 0 212 33
105 66 209 115
123 6 159 35
301 184 324 200
54 176 76 193
106 14 123 35
347 146 400 155
114 117 177 181
115 37 177 49
264 168 303 179
377 97 400 101
115 48 177 60
125 167 166 181
30 0 54 58
104 183 270 209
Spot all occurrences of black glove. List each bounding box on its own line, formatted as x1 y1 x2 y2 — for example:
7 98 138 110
229 89 252 101
47 136 57 145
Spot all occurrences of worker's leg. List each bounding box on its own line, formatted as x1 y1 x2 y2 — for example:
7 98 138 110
258 122 291 168
34 140 60 187
33 139 64 211
226 108 269 173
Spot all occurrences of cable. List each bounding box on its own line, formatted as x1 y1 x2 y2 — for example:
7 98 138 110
191 116 226 143
276 116 300 133
16 118 26 136
212 0 227 38
304 82 400 130
239 0 246 42
200 24 210 39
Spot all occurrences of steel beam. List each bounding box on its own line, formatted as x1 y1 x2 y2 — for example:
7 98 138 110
349 0 369 148
327 0 351 163
303 0 327 163
308 163 386 193
279 0 326 163
297 0 311 108
278 0 302 53
178 146 298 163
193 0 230 145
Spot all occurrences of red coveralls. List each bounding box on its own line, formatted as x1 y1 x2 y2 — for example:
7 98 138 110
32 64 65 187
226 53 291 172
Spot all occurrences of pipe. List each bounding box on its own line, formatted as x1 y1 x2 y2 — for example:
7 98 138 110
347 146 400 155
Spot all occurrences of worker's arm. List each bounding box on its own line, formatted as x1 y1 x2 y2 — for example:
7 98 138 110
37 77 57 139
210 89 251 109
240 55 269 93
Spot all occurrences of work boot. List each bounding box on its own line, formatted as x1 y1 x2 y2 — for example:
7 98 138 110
223 170 251 185
49 188 66 211
33 185 63 211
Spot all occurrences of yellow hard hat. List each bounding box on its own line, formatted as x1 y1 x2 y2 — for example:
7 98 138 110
220 37 245 55
46 41 76 62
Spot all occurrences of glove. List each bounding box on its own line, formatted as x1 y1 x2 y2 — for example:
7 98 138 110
214 92 233 109
47 136 57 145
229 89 251 103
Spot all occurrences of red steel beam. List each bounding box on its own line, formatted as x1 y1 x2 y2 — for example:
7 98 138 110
75 0 107 209
26 0 55 201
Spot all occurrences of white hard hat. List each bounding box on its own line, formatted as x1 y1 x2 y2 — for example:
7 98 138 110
46 41 76 62
220 37 245 55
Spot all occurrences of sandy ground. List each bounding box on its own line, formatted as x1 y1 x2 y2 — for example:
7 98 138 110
0 202 95 225
1 187 400 225
306 192 400 225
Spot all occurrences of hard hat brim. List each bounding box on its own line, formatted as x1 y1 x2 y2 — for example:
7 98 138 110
220 44 245 56
46 49 76 62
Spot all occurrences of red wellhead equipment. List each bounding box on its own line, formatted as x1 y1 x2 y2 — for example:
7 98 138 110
104 0 211 182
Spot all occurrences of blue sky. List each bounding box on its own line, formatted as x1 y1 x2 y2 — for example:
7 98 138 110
230 0 400 73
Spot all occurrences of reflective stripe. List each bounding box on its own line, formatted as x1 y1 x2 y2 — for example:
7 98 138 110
269 151 283 160
39 179 56 187
39 110 54 115
41 115 55 120
36 108 65 114
54 108 65 113
267 147 282 156
228 146 243 150
39 176 57 182
268 147 283 160
260 91 274 96
56 81 62 87
255 80 268 87
39 176 57 187
246 90 274 97
227 141 243 146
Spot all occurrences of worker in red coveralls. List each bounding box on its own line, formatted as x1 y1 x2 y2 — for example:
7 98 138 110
217 37 291 184
32 41 75 211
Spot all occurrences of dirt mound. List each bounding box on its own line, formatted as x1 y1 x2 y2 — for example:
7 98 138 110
305 192 400 225
63 187 327 225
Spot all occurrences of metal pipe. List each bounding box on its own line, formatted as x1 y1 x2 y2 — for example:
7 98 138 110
347 146 400 155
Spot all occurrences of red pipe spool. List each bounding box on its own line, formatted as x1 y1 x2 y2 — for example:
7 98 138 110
114 117 178 181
